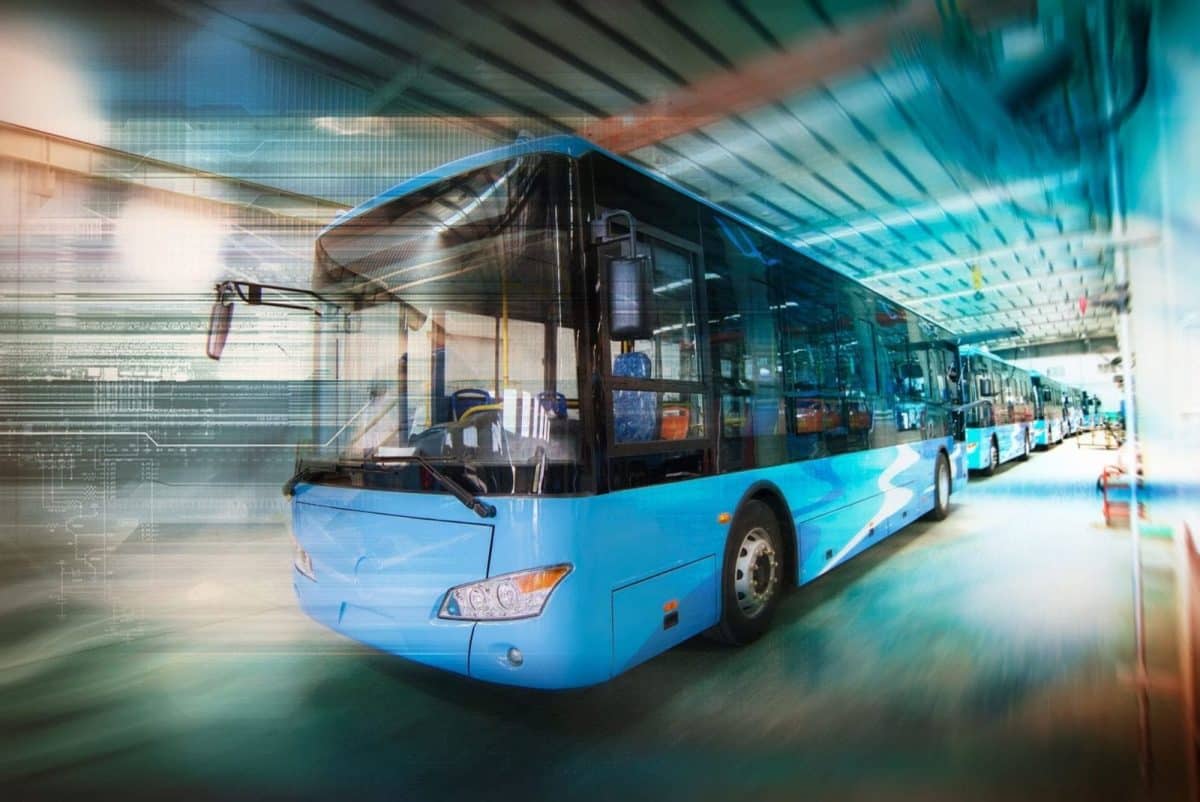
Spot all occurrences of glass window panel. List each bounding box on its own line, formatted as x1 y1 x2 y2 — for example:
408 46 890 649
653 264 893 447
609 239 700 382
612 391 706 444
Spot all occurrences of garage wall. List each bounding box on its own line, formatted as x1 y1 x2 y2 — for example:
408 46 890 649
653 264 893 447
1122 0 1200 517
1009 352 1123 411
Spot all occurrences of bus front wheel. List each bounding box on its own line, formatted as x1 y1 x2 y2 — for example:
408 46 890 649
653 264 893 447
713 500 784 645
926 453 952 521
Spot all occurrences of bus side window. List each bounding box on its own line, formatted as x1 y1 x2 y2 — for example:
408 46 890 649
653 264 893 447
775 279 838 461
701 212 785 471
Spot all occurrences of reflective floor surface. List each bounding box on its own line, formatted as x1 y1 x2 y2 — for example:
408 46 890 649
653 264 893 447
0 442 1188 801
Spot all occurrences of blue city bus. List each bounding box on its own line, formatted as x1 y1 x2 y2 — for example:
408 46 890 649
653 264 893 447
208 136 967 688
1029 372 1066 447
959 346 1034 475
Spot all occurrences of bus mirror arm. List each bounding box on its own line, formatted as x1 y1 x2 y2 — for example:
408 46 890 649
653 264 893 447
206 280 330 360
591 209 638 248
228 280 328 315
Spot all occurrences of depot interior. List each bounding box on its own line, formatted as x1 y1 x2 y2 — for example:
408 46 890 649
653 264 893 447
1 0 1199 799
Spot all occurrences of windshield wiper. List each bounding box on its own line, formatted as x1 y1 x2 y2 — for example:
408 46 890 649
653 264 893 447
358 454 497 519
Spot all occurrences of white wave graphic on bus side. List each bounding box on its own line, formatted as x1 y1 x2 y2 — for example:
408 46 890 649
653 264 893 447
817 444 921 576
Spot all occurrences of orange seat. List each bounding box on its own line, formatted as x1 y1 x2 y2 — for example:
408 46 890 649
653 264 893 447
661 404 690 440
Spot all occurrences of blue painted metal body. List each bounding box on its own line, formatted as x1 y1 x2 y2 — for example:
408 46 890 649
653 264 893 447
1030 418 1064 448
963 421 1030 470
291 437 965 689
293 135 969 688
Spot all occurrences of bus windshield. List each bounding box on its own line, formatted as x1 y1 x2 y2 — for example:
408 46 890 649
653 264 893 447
301 154 585 495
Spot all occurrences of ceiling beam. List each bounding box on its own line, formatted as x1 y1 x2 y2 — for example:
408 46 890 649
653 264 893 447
859 229 1159 284
786 168 1086 244
936 290 1113 321
580 0 1034 153
902 263 1106 305
992 337 1120 358
0 121 345 222
957 313 1114 336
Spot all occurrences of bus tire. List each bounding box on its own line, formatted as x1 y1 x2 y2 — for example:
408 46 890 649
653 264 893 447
927 453 952 521
713 500 784 645
1018 430 1031 461
982 437 1000 477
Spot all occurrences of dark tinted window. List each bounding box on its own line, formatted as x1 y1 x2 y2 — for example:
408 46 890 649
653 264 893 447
701 213 785 471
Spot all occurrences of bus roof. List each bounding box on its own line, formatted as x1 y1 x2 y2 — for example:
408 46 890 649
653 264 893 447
322 134 958 344
322 135 804 259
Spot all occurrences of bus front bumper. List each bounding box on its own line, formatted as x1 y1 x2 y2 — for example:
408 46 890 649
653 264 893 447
290 486 612 689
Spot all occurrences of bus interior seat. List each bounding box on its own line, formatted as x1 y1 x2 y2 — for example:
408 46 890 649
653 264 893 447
450 388 493 420
660 403 690 440
538 391 568 418
612 351 656 442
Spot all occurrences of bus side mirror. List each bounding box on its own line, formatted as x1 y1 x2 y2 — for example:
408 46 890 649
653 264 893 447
206 297 234 360
609 255 653 340
947 365 960 383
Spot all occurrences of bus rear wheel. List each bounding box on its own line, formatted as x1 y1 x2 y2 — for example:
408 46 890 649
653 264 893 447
982 437 1000 476
714 500 784 645
1018 430 1031 461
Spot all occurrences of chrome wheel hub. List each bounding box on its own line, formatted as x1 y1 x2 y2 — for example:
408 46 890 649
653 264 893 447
734 527 779 619
937 462 950 507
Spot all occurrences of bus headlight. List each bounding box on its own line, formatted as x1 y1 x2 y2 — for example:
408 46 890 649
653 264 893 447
439 564 572 620
293 537 315 581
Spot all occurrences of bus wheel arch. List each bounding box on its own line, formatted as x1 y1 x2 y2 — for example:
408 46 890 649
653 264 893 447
926 449 952 521
709 484 795 646
737 482 797 588
983 435 1000 476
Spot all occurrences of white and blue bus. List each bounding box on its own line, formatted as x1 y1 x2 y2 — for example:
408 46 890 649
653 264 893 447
208 136 967 688
1030 372 1067 447
959 346 1035 475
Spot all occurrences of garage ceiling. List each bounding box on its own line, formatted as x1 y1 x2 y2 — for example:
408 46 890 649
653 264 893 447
20 0 1151 350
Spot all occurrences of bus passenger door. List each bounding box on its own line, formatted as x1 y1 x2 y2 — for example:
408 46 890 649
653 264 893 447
593 213 712 491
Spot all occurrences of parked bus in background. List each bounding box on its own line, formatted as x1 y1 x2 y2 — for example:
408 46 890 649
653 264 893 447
1029 372 1066 447
958 346 1034 475
206 136 967 689
1063 385 1085 436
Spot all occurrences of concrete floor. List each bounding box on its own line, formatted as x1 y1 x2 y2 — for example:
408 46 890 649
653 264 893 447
0 442 1190 801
